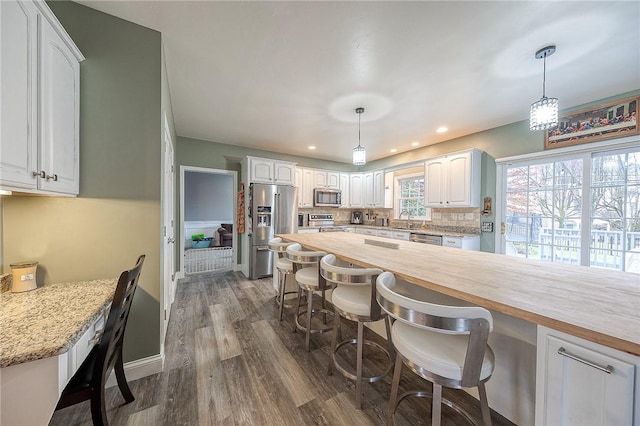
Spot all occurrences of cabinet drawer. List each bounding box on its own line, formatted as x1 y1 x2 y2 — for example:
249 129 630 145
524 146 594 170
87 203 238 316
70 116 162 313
363 229 377 236
376 230 392 238
392 232 410 241
442 237 462 248
70 311 106 376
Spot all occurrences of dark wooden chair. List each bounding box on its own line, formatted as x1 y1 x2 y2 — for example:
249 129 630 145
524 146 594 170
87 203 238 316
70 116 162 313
55 255 145 426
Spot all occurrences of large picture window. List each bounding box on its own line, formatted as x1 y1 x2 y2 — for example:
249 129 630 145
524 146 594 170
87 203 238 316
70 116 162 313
501 145 639 273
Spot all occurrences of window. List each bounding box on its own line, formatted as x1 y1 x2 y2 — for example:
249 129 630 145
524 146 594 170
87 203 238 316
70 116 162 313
500 144 639 273
396 174 428 219
505 158 583 265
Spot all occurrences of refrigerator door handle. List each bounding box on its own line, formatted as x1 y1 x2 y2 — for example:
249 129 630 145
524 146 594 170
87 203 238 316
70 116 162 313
274 192 280 234
256 246 270 251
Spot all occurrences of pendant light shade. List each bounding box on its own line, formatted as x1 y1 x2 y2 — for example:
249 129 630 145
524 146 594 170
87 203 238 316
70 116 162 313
353 107 366 165
530 45 558 131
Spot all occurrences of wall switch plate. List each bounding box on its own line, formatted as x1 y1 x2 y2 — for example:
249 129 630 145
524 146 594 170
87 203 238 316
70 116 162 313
481 222 494 233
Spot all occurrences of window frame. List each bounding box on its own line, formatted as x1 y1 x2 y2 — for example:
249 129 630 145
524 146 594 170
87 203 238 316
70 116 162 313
495 134 640 272
393 172 431 220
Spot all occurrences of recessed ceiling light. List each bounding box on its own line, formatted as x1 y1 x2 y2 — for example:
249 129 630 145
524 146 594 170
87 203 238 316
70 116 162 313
308 146 316 150
411 141 419 146
436 127 448 133
390 148 397 153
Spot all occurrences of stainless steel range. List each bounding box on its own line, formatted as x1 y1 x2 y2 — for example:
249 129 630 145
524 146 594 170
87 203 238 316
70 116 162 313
308 214 350 232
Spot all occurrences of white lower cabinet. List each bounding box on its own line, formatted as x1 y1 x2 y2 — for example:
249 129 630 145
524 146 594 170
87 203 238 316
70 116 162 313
536 326 638 426
442 235 480 250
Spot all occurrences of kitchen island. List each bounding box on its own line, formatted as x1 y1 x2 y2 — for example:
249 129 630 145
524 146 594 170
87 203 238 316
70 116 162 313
279 232 640 425
0 279 116 425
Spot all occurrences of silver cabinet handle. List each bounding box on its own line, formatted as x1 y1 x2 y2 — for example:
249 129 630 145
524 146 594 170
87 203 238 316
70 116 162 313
46 174 58 181
89 330 104 346
32 171 45 178
557 347 614 374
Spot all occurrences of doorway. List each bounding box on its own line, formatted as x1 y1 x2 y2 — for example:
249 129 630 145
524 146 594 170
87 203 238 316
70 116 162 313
179 166 237 276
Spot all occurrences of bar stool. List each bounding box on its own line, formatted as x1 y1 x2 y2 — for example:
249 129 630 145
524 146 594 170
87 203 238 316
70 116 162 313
376 272 495 426
268 237 296 321
285 243 332 352
320 254 392 410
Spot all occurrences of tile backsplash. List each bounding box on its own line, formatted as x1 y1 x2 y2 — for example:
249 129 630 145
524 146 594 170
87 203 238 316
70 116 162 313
300 207 481 234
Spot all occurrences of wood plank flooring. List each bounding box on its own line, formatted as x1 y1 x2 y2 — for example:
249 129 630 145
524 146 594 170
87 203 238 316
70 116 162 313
49 271 516 426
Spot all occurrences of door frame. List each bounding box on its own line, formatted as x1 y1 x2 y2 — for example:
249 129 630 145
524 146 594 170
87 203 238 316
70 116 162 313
178 165 238 277
160 112 175 353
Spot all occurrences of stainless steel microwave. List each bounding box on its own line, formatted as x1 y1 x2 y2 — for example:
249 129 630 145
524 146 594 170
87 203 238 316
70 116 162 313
314 188 342 207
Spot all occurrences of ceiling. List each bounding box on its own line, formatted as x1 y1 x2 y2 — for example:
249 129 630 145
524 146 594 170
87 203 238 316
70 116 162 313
77 1 640 164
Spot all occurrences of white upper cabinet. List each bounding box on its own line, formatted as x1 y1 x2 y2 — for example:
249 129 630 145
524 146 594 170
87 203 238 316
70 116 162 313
0 0 38 190
38 14 81 194
312 170 339 189
339 173 350 208
349 173 363 207
424 149 481 208
361 170 385 208
247 157 295 185
300 168 314 207
0 0 84 195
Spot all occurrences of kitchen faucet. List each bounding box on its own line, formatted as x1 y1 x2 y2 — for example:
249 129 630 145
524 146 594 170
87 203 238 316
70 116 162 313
399 210 412 229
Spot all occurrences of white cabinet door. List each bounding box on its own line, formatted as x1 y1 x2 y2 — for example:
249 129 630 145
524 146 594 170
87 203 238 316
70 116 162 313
424 150 481 208
362 172 374 207
0 0 38 190
392 231 410 241
301 168 314 207
274 161 295 185
38 16 80 194
326 172 340 189
373 170 385 207
536 327 637 426
424 157 446 207
249 158 274 183
446 151 472 206
339 173 350 208
349 173 363 207
313 170 327 188
376 230 393 239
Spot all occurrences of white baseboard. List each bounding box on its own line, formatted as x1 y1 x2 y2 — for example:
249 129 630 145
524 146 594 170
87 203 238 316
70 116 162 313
105 354 164 388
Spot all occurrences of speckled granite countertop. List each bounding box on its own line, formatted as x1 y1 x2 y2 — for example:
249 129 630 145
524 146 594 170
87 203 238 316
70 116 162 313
0 279 117 368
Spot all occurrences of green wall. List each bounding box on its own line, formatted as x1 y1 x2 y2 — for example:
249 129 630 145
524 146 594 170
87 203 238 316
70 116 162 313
2 1 162 362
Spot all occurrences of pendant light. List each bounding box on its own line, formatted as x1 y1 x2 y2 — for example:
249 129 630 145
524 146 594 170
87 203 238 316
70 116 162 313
530 45 559 131
353 107 366 165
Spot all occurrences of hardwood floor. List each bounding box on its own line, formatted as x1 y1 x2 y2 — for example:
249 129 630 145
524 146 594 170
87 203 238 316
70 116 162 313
50 271 515 426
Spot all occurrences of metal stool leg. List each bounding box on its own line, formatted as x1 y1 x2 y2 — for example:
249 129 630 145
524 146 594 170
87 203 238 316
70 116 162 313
385 316 394 360
432 383 442 426
355 321 364 410
293 286 303 333
304 289 313 351
478 382 492 426
328 311 340 376
387 352 403 426
278 271 287 321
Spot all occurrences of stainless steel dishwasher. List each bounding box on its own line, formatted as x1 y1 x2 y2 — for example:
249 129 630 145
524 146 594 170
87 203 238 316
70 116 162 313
409 233 443 246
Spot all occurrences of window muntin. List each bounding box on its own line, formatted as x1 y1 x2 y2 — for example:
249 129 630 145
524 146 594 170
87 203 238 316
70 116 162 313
396 174 428 219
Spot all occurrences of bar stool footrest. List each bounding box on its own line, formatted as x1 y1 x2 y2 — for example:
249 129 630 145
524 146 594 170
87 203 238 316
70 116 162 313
333 338 392 383
393 390 476 425
295 309 335 334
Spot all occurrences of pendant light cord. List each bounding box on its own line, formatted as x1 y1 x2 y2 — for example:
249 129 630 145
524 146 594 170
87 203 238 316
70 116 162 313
358 112 362 148
542 53 547 98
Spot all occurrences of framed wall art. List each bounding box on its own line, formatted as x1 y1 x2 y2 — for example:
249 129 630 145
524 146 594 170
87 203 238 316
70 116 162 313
544 95 638 150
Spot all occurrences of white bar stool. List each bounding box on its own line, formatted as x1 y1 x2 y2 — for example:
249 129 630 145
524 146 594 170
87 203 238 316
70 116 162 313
320 254 392 410
376 272 495 426
285 243 332 352
268 237 296 321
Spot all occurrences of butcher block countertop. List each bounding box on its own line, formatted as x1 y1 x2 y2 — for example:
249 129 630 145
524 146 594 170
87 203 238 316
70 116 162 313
0 279 116 368
279 232 640 356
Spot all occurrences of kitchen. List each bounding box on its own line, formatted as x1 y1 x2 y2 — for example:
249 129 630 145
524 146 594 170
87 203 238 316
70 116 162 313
1 0 639 425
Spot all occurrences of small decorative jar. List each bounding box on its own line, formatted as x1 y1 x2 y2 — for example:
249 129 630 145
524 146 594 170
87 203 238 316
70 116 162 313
10 261 38 293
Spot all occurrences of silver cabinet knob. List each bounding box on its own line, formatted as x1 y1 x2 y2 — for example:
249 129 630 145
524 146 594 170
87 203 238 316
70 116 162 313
32 171 45 178
46 174 58 181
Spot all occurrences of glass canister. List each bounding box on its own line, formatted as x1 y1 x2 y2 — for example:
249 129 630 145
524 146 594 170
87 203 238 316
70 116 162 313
10 261 38 292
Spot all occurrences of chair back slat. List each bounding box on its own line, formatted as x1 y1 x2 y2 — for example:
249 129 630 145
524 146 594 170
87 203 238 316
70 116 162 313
94 255 145 382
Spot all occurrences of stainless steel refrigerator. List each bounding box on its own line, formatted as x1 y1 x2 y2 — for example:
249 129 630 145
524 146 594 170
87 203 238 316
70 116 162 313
248 183 298 279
